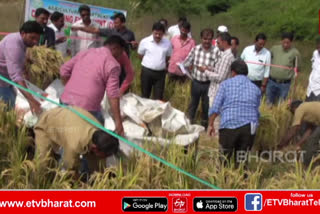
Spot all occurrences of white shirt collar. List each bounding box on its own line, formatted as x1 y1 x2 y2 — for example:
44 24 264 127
48 23 59 32
250 45 266 54
149 34 164 44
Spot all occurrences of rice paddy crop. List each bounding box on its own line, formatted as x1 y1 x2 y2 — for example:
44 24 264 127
0 48 319 189
26 46 64 89
0 0 318 190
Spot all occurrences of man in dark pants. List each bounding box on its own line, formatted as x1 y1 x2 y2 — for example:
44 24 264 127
35 8 55 48
208 60 261 166
183 28 216 128
190 79 210 126
138 22 172 100
140 66 167 99
219 125 255 165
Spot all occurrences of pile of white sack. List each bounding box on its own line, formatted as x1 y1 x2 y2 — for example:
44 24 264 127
15 79 205 156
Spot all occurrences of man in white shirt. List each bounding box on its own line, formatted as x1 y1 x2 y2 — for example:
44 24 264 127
71 5 101 56
48 11 69 57
241 33 271 92
138 22 172 100
306 38 320 101
167 17 192 40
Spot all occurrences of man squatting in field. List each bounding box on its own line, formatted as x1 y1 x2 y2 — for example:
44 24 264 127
34 107 119 174
279 101 320 166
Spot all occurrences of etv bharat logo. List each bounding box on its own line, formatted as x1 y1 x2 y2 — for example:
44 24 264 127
172 198 188 213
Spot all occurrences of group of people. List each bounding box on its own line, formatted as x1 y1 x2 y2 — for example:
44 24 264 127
0 4 320 175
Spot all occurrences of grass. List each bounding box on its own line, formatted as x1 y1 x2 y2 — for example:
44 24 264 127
229 0 319 41
1 0 320 189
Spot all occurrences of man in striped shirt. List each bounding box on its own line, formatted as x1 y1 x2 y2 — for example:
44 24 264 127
204 32 235 134
183 28 216 128
206 32 235 106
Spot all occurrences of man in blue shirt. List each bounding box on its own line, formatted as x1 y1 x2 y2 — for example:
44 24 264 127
208 60 262 165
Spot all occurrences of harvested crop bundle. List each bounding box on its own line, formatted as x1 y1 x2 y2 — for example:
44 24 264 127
25 46 64 89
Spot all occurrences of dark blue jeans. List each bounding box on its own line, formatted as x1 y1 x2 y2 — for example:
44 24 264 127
266 79 291 105
0 86 16 110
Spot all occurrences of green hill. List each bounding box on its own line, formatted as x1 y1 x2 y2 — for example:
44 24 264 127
230 0 319 40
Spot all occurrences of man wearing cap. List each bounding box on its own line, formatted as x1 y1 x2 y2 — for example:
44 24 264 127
212 25 228 63
212 25 228 46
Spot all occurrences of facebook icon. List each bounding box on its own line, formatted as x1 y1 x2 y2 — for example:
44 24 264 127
245 193 262 211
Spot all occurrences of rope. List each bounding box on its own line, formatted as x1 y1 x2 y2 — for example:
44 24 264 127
0 74 220 189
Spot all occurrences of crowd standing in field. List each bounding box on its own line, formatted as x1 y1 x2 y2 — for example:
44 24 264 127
0 5 319 176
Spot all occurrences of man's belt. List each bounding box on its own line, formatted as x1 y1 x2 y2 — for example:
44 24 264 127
193 79 210 84
269 77 291 84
